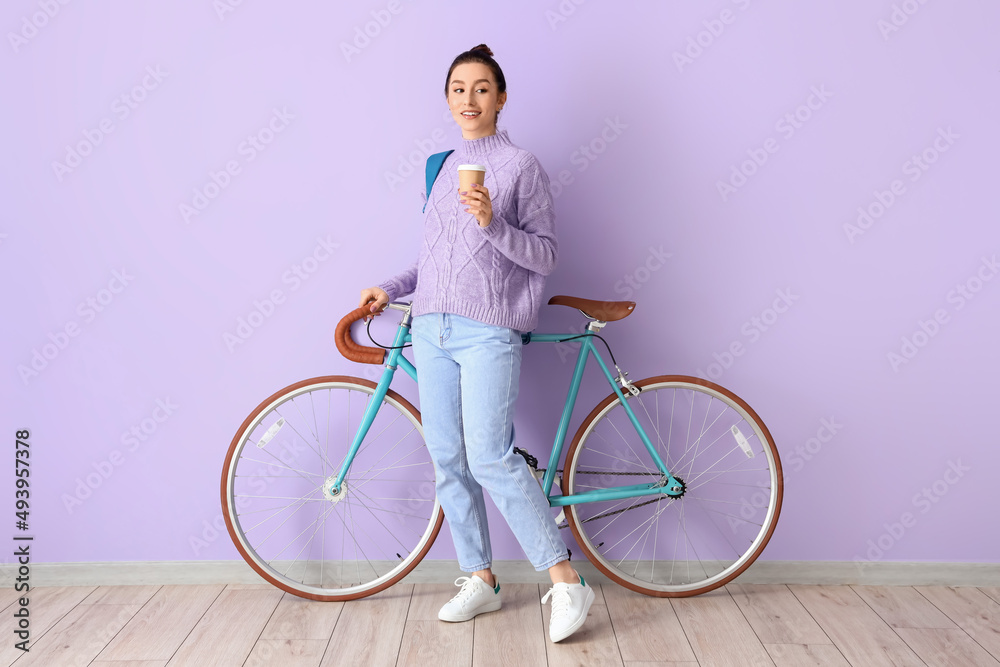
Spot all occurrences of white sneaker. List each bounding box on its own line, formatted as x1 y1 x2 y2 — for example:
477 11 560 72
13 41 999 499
438 575 501 622
542 574 595 642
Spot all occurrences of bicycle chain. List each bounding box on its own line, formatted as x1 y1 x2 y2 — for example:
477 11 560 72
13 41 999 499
514 448 675 529
539 468 674 529
568 495 668 527
542 468 659 476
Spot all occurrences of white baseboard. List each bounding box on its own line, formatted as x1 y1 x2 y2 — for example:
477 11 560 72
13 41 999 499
4 560 998 588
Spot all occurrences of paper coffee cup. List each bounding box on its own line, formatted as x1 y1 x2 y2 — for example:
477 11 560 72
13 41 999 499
457 164 486 191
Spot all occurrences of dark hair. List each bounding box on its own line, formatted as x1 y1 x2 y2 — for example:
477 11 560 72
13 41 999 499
444 44 507 99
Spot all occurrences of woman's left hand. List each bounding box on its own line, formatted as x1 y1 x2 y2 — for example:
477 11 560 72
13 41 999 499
459 183 493 228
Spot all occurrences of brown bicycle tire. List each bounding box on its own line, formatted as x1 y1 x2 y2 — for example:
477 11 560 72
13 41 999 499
221 375 444 601
561 375 783 598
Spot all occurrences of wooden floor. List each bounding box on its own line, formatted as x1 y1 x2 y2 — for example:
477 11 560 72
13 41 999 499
2 582 999 666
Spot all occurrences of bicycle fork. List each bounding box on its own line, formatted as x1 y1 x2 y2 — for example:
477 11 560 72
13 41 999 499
328 304 415 496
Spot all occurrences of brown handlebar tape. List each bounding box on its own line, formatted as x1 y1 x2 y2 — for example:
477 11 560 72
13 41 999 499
335 305 386 365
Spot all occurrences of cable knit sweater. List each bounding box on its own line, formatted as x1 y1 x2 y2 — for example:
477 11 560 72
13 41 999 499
378 127 557 332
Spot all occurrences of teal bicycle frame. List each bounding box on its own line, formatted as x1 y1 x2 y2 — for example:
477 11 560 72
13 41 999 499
330 305 685 507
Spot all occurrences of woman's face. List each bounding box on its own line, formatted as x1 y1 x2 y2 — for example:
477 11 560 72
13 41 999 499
447 61 506 139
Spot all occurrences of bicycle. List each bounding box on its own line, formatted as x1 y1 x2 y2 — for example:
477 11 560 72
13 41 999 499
221 295 783 600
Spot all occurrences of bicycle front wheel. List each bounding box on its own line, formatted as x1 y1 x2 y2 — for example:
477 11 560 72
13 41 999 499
563 375 782 597
221 376 443 600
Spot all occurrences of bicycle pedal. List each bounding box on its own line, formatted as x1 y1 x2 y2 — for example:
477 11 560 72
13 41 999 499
513 446 538 469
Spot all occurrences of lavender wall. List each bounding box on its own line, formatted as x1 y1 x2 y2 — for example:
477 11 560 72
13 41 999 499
3 1 998 568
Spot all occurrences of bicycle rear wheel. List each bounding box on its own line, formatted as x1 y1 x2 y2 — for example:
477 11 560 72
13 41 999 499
563 375 782 597
221 376 443 600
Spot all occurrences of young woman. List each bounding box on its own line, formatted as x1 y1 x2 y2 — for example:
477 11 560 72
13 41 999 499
358 44 594 643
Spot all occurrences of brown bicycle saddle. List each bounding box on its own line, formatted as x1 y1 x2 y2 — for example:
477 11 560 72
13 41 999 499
547 295 636 321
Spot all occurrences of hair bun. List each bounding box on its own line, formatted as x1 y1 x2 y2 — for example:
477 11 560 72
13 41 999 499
469 44 494 58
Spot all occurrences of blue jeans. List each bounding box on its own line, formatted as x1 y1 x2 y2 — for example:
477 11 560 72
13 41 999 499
410 312 570 572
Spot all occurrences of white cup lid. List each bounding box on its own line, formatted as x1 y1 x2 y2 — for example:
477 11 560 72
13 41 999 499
457 164 487 171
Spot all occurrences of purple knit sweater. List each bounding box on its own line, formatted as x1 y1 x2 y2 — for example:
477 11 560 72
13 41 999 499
378 127 557 332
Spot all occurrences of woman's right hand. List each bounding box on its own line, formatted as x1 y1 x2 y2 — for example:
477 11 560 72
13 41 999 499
358 287 389 321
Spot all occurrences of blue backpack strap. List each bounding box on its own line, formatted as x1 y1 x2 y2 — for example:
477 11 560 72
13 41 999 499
423 149 455 213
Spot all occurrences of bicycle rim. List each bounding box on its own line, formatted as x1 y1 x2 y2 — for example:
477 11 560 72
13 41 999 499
563 375 782 596
221 376 443 600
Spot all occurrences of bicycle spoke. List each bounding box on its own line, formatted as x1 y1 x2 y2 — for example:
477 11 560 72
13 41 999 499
349 484 427 551
673 402 731 479
237 494 326 501
280 501 336 579
236 456 325 480
241 486 325 534
274 404 335 474
349 438 425 493
604 413 656 476
236 474 324 478
308 390 325 480
690 495 749 558
326 387 333 479
686 456 770 490
694 503 765 527
240 491 322 536
564 379 781 595
594 498 649 552
650 499 662 583
330 494 376 581
317 492 328 588
579 496 645 540
691 396 722 480
224 379 441 599
332 408 405 474
635 393 671 469
341 498 433 523
667 387 675 460
622 501 666 575
249 491 318 550
677 501 712 583
579 445 652 472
